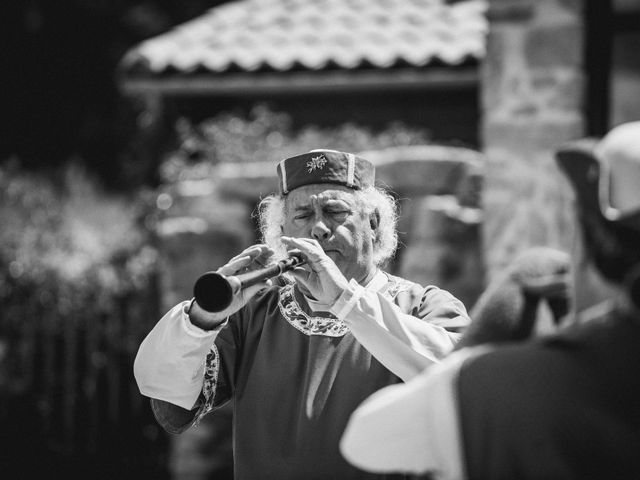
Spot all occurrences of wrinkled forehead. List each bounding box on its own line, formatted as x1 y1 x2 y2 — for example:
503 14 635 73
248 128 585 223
284 183 358 209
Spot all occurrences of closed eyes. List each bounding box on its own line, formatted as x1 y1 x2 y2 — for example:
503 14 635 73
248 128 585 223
294 209 350 221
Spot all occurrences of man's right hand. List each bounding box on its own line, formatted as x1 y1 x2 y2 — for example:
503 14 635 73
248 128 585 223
188 244 274 330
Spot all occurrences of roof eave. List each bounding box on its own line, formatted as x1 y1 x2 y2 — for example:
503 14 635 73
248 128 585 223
118 67 479 97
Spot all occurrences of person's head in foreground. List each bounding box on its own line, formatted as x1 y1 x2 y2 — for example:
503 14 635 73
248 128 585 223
259 149 398 287
339 121 640 479
454 246 571 351
556 121 640 316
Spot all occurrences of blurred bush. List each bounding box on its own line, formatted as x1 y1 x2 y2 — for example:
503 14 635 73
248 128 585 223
160 104 432 182
0 160 166 479
0 161 158 326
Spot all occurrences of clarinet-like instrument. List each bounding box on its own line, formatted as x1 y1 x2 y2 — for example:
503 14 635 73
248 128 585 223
193 255 305 312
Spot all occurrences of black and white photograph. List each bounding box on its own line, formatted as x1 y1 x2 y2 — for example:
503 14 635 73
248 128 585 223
1 0 640 479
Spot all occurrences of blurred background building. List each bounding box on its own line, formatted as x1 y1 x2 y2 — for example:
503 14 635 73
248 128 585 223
1 0 639 479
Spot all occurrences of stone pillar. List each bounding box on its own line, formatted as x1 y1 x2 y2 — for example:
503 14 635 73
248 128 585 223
481 0 586 281
365 145 486 308
155 181 257 312
398 195 484 309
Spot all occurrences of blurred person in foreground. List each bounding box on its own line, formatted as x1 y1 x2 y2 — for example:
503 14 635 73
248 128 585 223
340 121 640 479
454 246 571 351
134 149 470 479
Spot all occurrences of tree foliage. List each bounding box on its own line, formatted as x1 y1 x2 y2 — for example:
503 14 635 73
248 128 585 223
160 105 432 183
0 161 158 328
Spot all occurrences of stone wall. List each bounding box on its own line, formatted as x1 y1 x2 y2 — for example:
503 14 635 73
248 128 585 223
363 146 485 308
481 0 585 281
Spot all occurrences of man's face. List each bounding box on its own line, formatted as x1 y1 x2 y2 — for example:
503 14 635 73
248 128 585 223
569 213 619 320
282 184 377 283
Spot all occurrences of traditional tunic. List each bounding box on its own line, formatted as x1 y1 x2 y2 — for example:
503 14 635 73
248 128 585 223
341 308 640 479
135 270 469 479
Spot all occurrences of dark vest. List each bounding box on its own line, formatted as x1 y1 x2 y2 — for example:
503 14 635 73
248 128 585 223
457 312 640 480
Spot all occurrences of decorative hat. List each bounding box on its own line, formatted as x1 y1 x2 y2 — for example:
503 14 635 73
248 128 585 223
276 149 375 195
555 121 640 232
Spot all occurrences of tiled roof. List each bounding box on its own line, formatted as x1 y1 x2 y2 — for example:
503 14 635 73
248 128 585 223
122 0 488 74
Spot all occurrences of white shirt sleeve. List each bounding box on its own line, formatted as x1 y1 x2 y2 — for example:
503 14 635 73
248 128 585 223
133 301 226 410
340 347 490 479
329 279 461 381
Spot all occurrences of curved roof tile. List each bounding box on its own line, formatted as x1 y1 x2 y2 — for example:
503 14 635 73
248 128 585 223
122 0 488 74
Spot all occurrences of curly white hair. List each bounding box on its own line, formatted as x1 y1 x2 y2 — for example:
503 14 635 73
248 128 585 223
256 186 399 267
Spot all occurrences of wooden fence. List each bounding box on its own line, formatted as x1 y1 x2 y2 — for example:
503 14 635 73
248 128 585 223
0 281 170 479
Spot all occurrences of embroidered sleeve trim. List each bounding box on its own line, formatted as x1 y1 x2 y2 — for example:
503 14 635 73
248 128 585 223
194 342 220 425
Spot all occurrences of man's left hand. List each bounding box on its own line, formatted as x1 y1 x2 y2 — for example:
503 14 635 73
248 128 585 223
281 236 350 305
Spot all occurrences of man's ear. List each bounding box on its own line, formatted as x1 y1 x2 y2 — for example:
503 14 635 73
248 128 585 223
369 210 380 231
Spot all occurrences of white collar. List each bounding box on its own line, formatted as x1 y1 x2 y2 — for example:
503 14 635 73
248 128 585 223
305 269 386 312
364 269 388 292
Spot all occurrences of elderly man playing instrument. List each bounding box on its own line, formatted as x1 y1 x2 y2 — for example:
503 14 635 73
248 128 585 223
134 150 470 480
340 122 640 479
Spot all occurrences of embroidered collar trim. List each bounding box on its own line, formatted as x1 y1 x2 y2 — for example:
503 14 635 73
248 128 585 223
277 273 412 337
278 284 349 337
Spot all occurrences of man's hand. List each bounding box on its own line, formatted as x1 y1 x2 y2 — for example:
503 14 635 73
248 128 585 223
189 244 274 330
281 236 350 305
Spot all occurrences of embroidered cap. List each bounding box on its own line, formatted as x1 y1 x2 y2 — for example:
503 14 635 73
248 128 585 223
276 149 375 195
555 121 640 232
